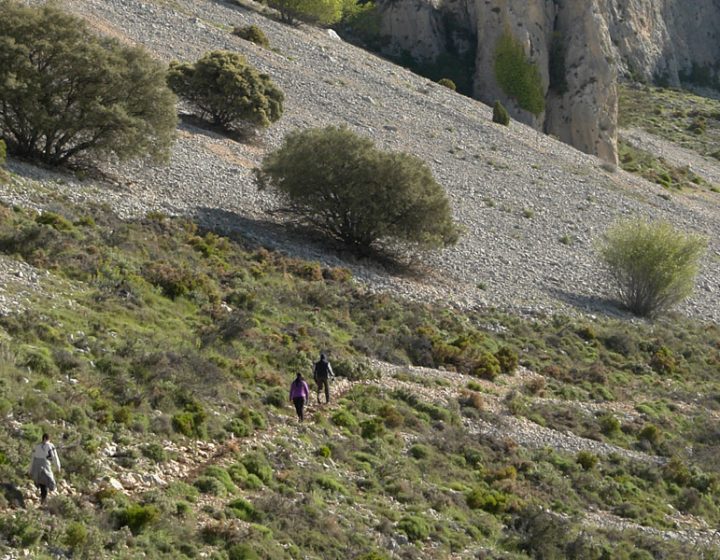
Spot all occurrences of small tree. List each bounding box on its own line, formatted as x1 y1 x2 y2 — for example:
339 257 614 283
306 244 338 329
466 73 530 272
167 51 283 131
267 0 343 25
599 219 706 317
494 29 545 117
0 1 177 166
492 101 510 125
258 126 460 255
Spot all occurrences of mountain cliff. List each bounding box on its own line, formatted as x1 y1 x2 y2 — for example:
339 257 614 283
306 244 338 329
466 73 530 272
377 0 720 163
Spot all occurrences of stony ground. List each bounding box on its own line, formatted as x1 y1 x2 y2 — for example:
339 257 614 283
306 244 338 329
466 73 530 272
6 0 720 323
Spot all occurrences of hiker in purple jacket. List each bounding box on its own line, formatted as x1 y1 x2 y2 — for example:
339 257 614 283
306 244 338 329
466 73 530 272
289 373 310 422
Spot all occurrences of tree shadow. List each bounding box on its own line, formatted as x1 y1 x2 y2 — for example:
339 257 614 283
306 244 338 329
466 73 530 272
543 286 632 319
179 114 263 146
193 206 431 279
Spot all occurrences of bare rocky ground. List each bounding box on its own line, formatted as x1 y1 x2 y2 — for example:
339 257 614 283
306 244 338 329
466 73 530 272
5 0 720 322
3 0 720 556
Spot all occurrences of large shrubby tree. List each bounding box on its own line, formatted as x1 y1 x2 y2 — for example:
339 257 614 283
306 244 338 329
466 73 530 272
599 219 706 317
167 51 283 132
0 1 177 166
258 126 461 256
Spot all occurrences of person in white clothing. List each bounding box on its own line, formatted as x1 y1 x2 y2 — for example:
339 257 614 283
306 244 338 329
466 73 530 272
29 433 61 504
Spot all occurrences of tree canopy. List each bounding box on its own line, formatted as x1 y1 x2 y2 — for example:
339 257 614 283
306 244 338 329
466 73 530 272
258 126 461 255
267 0 343 25
167 51 283 132
0 1 177 165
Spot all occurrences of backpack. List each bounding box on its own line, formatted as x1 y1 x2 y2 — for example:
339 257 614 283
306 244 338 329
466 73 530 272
314 359 330 380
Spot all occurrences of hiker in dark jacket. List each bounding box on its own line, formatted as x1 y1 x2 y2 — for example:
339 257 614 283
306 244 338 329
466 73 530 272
313 353 334 404
29 433 61 504
289 373 310 422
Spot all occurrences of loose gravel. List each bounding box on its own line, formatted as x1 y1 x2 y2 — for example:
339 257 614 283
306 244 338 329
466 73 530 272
6 0 720 322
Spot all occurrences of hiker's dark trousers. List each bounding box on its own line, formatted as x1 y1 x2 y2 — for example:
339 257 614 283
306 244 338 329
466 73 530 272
316 378 330 403
293 398 306 421
36 484 47 503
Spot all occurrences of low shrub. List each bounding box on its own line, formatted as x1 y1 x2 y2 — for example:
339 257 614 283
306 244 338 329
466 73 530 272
331 409 358 429
232 25 269 48
492 100 510 125
113 503 160 534
397 515 430 542
438 78 456 91
241 452 274 484
576 450 599 470
495 346 518 374
194 476 227 496
227 497 260 521
472 352 501 380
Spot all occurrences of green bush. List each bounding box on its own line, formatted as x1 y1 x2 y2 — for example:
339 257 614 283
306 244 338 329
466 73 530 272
494 29 545 116
360 417 385 439
495 346 518 374
113 503 160 534
331 408 358 429
598 219 706 317
171 402 207 438
649 345 676 375
232 25 270 48
228 543 261 560
397 515 430 542
492 100 510 125
472 352 501 380
466 487 508 513
168 50 283 131
576 450 599 470
194 476 227 496
63 522 88 550
241 452 274 484
204 466 237 493
258 126 460 255
227 497 260 521
438 78 456 91
0 1 176 165
267 0 343 25
0 139 6 166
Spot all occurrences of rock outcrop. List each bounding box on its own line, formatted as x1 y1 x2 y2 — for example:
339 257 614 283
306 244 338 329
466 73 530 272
377 0 720 163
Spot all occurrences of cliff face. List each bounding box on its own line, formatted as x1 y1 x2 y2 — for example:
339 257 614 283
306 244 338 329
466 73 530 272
377 0 720 163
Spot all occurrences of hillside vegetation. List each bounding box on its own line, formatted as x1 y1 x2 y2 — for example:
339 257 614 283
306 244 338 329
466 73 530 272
1 0 720 558
0 177 719 558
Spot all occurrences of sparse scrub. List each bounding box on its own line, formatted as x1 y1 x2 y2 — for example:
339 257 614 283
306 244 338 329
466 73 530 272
0 1 176 165
599 219 706 317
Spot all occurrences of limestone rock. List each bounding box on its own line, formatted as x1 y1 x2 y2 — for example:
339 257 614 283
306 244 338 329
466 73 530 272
376 0 720 163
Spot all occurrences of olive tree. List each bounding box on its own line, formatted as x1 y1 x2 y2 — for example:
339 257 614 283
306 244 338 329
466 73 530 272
599 219 706 317
0 1 177 166
257 126 461 255
167 51 283 132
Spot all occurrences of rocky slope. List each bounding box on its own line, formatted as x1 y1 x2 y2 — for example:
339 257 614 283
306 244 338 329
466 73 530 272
378 0 720 162
9 0 720 325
